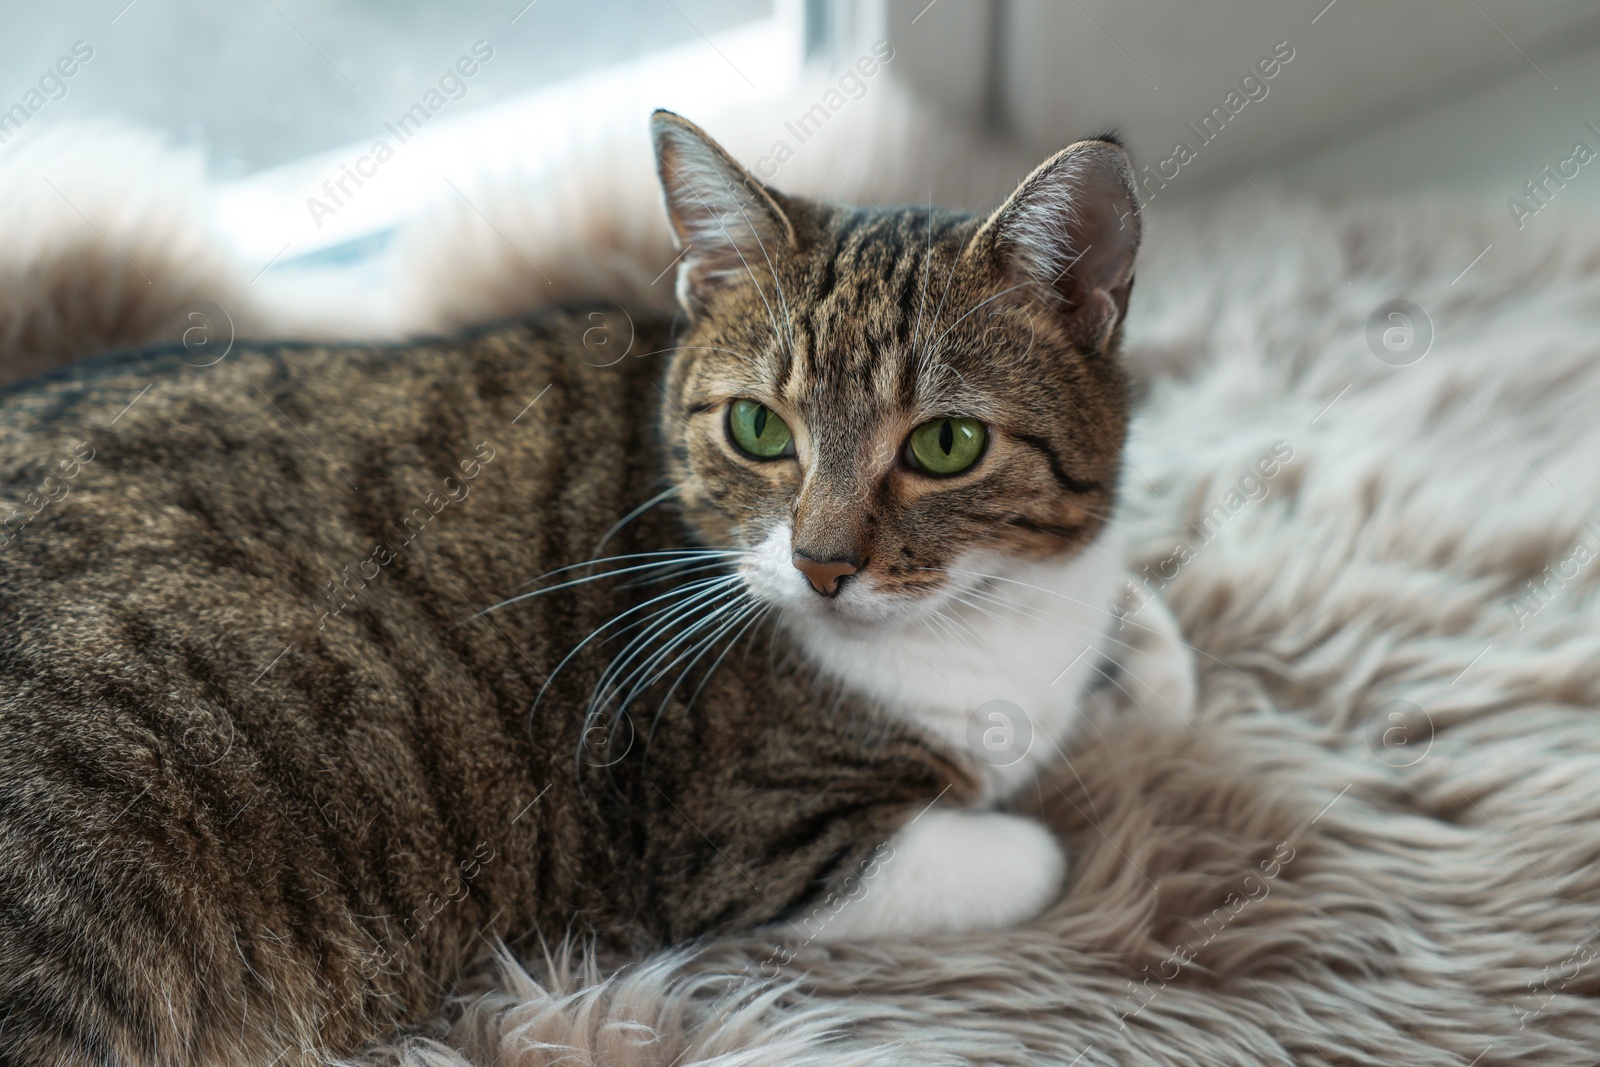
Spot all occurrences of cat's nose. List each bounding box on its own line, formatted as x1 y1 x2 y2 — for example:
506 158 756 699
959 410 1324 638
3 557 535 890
791 552 860 597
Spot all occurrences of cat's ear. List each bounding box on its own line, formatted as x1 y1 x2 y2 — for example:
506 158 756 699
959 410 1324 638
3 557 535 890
974 137 1142 348
651 110 796 316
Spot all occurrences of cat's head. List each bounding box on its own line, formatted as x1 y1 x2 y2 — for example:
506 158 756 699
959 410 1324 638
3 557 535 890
651 111 1139 635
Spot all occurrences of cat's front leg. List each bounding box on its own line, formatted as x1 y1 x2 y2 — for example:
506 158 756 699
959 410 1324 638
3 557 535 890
785 808 1066 941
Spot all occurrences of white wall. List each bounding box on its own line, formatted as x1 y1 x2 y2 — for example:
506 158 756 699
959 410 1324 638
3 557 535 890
868 0 1600 200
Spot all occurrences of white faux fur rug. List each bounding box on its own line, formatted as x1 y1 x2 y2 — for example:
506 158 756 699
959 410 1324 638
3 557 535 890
7 87 1600 1066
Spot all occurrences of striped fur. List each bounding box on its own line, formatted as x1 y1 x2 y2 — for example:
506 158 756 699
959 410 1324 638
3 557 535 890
0 115 1138 1065
653 114 1142 792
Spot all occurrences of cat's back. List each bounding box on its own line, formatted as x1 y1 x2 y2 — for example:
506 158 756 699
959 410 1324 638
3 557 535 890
0 309 678 1065
0 308 667 623
0 310 669 719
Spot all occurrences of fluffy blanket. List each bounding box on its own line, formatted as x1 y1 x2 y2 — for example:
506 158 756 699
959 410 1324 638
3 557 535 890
6 87 1600 1067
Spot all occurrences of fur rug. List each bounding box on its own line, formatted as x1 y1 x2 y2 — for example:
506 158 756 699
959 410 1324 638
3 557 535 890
7 85 1600 1067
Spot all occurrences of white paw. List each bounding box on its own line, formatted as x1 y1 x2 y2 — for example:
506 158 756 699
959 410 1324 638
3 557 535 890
784 809 1066 942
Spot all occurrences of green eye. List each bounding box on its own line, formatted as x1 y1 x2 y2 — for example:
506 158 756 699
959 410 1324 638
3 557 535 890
907 417 986 475
728 399 794 459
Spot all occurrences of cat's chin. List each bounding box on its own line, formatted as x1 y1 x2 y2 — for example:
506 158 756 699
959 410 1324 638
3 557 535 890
780 595 934 640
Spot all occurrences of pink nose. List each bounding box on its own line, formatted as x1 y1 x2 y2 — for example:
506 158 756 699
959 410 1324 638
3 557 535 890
792 553 859 597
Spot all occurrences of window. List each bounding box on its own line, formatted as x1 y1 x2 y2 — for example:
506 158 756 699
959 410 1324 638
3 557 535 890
3 1 789 266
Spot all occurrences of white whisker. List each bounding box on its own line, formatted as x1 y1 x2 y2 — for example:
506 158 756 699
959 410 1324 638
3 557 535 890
616 557 735 592
677 603 773 719
478 556 726 618
644 599 768 749
584 578 747 726
669 161 794 363
593 486 681 555
922 280 1035 369
917 228 972 371
595 590 746 715
635 344 766 365
519 549 741 590
908 203 935 360
713 165 799 361
530 572 743 728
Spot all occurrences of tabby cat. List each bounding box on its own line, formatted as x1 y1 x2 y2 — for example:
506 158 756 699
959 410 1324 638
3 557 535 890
0 112 1140 1066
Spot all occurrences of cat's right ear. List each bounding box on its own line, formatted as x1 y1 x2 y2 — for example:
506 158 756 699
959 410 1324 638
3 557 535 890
651 110 796 317
972 136 1142 351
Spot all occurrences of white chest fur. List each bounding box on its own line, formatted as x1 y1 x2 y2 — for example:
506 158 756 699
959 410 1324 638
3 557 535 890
768 523 1131 801
760 524 1136 945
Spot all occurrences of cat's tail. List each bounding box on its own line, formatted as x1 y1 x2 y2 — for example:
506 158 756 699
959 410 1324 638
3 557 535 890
0 123 255 390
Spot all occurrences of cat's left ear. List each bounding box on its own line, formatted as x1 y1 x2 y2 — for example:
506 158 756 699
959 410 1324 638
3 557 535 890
974 137 1142 348
651 110 797 317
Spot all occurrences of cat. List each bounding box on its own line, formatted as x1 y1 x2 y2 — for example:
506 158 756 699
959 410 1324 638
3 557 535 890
0 111 1140 1066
